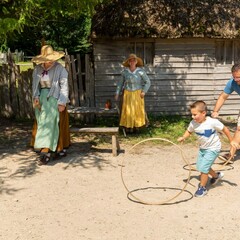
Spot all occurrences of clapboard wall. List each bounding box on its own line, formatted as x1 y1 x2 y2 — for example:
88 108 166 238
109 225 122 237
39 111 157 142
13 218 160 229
93 38 238 117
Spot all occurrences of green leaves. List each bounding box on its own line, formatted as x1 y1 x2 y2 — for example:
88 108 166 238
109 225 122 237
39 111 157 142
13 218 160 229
0 0 110 49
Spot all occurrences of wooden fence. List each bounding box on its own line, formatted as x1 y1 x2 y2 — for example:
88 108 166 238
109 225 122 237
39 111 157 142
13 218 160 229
0 53 95 119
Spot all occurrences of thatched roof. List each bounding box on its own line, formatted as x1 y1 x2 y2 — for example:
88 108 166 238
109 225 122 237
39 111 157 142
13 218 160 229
92 0 240 39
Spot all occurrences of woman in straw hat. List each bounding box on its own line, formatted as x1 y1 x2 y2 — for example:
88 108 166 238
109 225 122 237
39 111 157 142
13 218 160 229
115 53 151 132
31 45 70 165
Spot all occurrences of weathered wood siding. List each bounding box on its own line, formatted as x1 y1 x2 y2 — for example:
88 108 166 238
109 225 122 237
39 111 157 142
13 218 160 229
93 38 238 117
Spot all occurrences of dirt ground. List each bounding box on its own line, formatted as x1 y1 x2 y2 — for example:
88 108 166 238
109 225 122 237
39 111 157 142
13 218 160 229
1 118 240 240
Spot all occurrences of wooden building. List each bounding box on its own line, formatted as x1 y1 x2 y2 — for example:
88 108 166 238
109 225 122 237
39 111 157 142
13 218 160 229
91 0 240 117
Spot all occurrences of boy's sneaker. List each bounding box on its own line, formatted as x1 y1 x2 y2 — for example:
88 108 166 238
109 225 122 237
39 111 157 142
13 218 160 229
210 172 224 185
194 185 208 197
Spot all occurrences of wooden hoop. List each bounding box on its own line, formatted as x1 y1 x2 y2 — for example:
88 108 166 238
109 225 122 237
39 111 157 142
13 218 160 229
182 155 234 172
183 162 234 172
121 138 192 205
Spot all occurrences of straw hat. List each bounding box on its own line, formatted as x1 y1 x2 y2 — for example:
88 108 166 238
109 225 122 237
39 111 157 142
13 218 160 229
122 53 143 67
31 45 65 63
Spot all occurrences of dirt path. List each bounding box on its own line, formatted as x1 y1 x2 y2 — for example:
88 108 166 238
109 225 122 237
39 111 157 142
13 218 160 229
0 119 240 240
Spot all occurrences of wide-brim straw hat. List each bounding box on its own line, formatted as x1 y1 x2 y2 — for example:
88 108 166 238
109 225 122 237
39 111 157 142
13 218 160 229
31 45 65 64
122 53 144 67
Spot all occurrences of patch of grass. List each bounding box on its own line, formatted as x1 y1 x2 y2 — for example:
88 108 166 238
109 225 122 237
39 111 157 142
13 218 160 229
120 115 195 145
71 115 196 145
17 62 34 72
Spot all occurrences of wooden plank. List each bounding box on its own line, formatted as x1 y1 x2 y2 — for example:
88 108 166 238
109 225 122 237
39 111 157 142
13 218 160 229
154 55 215 62
94 79 217 87
155 39 215 47
95 66 215 74
70 127 119 134
94 74 216 81
68 106 118 115
153 62 215 68
94 55 126 62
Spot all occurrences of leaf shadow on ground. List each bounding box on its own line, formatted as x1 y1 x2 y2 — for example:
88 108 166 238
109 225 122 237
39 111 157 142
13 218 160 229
0 118 119 195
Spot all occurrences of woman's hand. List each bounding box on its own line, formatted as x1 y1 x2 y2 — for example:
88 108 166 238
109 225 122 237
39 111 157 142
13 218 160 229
58 104 66 112
33 98 41 109
115 94 119 101
140 92 145 98
33 98 39 105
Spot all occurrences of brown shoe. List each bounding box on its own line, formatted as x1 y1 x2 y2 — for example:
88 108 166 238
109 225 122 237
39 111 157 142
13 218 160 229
37 154 51 165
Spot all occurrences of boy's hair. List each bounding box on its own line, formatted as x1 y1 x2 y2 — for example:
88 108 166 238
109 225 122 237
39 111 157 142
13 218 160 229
190 100 207 113
231 63 240 73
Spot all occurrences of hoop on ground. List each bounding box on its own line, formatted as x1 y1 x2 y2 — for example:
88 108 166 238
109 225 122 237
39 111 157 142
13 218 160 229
121 137 192 205
127 187 194 205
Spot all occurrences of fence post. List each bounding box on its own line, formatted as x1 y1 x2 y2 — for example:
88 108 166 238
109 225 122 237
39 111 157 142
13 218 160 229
76 54 85 106
7 52 18 117
85 54 95 107
70 55 79 106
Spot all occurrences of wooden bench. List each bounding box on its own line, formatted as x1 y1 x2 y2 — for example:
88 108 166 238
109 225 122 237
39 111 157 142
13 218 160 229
70 127 120 156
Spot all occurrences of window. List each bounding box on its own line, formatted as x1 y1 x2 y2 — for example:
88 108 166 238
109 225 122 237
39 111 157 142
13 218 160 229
216 40 240 65
127 41 154 65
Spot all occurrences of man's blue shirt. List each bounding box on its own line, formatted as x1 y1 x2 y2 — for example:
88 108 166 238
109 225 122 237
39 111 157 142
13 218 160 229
224 78 240 95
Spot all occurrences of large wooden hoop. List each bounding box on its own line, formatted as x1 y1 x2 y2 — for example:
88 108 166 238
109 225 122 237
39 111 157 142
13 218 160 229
121 138 192 205
182 154 234 172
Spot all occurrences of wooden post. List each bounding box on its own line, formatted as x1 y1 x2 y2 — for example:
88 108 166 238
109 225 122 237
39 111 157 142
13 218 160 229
112 134 117 156
85 54 95 107
17 65 25 118
65 54 75 106
76 54 85 106
2 64 12 117
8 53 18 117
70 55 79 106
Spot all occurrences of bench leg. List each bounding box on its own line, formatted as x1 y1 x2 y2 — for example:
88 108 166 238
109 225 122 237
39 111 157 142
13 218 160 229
116 137 120 151
112 135 118 156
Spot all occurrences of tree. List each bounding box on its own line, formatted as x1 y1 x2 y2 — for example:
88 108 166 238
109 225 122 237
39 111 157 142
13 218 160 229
0 0 109 52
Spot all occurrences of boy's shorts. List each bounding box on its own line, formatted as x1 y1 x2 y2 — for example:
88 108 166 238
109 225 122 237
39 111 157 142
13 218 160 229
196 149 220 173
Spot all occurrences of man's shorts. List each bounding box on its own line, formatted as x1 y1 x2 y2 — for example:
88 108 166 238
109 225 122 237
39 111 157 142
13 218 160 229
196 149 220 173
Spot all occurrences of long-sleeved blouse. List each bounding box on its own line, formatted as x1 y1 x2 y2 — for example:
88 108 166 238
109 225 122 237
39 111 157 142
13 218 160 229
116 67 151 95
32 62 69 106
